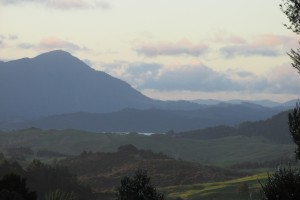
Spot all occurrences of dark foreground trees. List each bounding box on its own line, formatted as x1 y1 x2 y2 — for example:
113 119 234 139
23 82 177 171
0 159 95 200
288 103 300 159
116 170 164 200
0 173 36 200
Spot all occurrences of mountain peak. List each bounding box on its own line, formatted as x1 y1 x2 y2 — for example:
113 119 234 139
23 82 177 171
38 49 71 56
29 50 93 73
33 50 74 61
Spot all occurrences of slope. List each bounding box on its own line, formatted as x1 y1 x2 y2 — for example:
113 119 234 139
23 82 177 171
176 110 292 143
59 145 243 192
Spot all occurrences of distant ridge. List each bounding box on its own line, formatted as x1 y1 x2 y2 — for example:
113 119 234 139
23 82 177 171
2 103 282 132
192 99 297 108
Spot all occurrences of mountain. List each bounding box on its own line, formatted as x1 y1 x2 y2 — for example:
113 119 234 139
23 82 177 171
0 50 200 121
3 103 282 132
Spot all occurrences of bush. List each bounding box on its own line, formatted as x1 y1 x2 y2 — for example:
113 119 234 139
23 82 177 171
260 167 300 200
116 170 164 200
0 173 36 200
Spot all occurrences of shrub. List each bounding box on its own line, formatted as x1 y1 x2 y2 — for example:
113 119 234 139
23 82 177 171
260 167 300 200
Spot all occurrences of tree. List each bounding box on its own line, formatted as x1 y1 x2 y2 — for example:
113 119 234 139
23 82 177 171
280 0 300 34
288 102 300 159
115 170 164 200
0 173 36 200
280 0 300 159
281 0 300 73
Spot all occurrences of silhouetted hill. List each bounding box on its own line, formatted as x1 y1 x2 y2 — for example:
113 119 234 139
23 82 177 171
4 103 282 132
59 145 243 192
0 50 202 122
0 50 151 119
176 110 292 143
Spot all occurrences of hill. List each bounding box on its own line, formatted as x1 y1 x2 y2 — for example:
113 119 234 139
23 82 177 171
176 110 292 143
59 145 244 192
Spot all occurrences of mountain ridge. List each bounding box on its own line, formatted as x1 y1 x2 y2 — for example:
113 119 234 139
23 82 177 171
192 99 297 108
1 103 282 132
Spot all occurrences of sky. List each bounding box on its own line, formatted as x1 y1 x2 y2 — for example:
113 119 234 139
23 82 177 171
1 0 300 102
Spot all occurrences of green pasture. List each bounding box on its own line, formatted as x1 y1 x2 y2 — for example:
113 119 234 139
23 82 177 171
162 173 268 200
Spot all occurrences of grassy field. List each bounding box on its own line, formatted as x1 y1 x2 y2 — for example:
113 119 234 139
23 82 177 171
162 173 268 200
0 128 295 166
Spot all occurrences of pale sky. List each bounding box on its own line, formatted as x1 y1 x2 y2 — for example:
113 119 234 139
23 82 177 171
1 0 300 102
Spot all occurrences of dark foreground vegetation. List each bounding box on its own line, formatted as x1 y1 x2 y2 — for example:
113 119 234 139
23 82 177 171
0 159 95 200
59 145 243 192
0 144 247 200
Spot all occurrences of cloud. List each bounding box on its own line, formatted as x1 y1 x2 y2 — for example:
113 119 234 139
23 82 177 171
100 61 300 95
139 64 243 92
0 36 4 47
100 61 162 87
220 34 299 58
102 62 242 92
7 34 18 40
37 37 87 52
0 33 18 48
134 39 209 57
236 71 255 78
221 45 280 58
213 32 247 44
18 43 35 49
0 0 111 10
262 64 300 94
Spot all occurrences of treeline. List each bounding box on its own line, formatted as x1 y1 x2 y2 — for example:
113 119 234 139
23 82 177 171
230 157 297 170
5 147 68 161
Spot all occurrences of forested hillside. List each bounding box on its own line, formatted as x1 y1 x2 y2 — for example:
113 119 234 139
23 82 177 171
176 110 292 143
59 145 243 192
